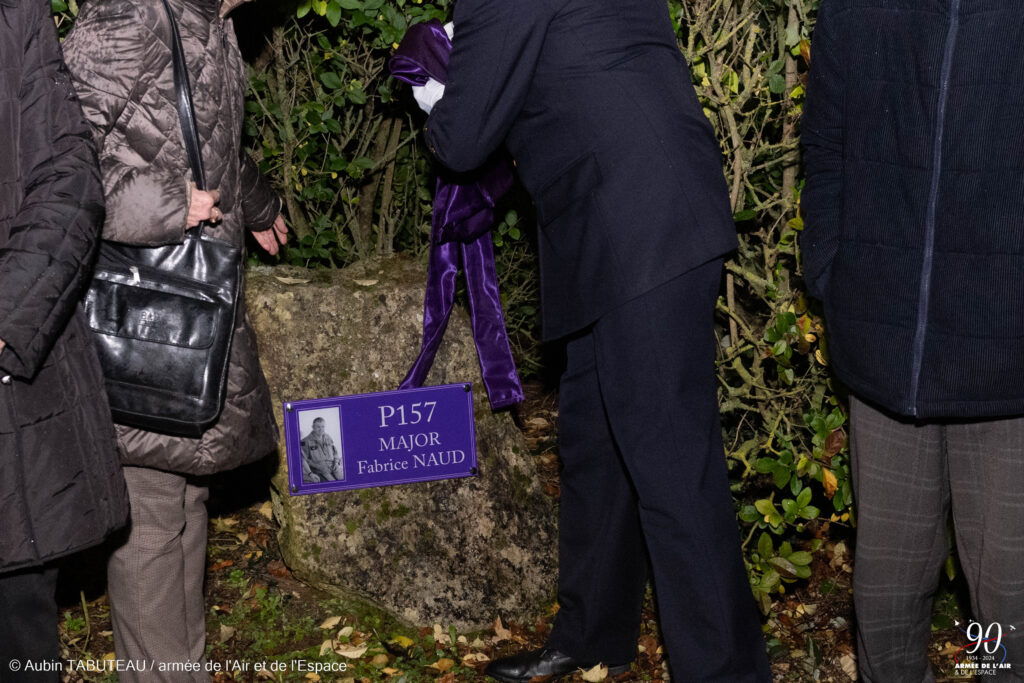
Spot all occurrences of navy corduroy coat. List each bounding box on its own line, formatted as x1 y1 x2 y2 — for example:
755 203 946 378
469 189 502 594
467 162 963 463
801 0 1024 419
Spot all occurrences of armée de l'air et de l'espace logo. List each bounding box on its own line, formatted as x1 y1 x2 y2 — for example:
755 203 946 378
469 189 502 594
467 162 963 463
953 620 1016 676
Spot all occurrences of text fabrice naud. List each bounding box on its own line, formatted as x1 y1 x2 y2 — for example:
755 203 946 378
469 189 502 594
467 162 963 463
25 659 348 673
362 400 466 475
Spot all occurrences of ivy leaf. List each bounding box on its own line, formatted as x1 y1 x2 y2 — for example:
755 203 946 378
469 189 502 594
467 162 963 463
320 72 343 90
325 1 342 27
757 531 773 560
788 551 813 566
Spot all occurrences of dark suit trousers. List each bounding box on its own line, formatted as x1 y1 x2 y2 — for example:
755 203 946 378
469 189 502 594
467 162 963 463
545 258 770 681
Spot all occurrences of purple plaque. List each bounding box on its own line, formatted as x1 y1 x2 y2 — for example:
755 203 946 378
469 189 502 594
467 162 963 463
283 384 477 495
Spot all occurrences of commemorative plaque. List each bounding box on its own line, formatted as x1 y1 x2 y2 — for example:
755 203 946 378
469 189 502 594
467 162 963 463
283 384 477 495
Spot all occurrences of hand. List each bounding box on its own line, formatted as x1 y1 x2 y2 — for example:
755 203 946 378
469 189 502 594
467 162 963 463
187 185 222 227
252 214 288 255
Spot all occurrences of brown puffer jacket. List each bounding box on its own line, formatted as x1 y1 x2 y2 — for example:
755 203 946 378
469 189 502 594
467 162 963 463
63 0 279 475
0 0 129 571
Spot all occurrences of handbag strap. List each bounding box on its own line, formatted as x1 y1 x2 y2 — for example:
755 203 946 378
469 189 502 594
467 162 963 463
160 0 208 203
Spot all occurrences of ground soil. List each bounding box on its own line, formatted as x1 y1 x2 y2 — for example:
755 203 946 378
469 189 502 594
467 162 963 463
53 381 975 683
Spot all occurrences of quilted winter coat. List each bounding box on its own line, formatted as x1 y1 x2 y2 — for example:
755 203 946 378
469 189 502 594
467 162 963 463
0 0 129 571
63 0 280 474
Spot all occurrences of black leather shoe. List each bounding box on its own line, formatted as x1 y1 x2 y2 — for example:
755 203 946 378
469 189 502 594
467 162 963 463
484 647 631 682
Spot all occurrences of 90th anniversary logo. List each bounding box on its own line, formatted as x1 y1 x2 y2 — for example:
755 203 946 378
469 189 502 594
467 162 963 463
953 620 1016 676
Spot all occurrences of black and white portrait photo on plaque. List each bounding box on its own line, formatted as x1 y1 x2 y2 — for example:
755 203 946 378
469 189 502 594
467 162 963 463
298 407 344 483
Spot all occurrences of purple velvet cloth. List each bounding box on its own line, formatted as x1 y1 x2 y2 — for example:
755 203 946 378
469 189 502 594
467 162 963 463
390 20 523 409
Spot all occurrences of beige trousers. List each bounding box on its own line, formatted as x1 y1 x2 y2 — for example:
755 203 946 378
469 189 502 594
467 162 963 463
107 466 210 683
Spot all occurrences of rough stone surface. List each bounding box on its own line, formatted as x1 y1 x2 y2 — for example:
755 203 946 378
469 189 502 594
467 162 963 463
246 257 557 630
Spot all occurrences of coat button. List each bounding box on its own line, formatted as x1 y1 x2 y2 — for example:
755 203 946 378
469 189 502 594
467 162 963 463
0 376 10 385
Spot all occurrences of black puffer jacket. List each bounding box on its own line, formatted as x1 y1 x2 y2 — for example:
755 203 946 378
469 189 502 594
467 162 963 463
801 0 1024 419
0 0 129 571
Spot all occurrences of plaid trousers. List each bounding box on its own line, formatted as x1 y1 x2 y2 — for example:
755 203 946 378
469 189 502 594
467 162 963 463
850 395 1024 682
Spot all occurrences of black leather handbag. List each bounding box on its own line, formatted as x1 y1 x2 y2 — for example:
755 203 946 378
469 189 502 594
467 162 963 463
82 0 240 438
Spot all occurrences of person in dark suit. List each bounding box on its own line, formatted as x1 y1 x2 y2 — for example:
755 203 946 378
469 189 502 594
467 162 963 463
415 0 771 681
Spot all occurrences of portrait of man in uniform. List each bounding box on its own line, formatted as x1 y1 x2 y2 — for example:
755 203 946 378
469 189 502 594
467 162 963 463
300 410 344 483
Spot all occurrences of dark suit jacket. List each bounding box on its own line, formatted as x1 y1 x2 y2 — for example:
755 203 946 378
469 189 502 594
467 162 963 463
425 0 737 339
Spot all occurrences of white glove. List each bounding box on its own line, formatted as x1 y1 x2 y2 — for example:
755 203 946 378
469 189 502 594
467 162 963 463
412 77 446 114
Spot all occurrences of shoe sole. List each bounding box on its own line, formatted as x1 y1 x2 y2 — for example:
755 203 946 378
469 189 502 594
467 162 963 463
485 663 631 683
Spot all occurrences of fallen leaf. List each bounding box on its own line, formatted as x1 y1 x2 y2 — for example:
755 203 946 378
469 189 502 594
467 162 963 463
99 630 113 637
384 634 413 656
319 640 336 657
470 637 486 649
824 429 846 459
580 664 609 682
258 501 273 520
235 532 249 544
335 644 369 659
819 466 835 499
457 635 468 645
433 624 450 644
462 653 490 664
319 616 343 630
839 654 857 679
339 626 355 638
266 560 290 578
371 654 390 668
210 560 233 572
437 674 455 683
493 617 512 643
219 625 236 643
274 276 311 285
638 634 659 656
211 516 238 531
353 279 379 287
103 653 116 661
382 668 401 676
256 670 275 679
430 658 455 673
304 674 321 682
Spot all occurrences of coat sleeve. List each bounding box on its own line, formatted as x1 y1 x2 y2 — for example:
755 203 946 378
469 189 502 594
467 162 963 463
239 153 282 231
423 0 552 172
63 2 189 247
0 0 104 379
799 0 845 301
